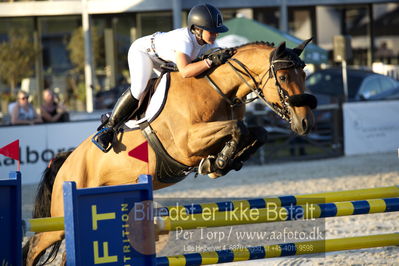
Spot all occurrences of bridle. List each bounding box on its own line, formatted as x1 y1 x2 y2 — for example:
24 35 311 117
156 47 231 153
205 55 305 122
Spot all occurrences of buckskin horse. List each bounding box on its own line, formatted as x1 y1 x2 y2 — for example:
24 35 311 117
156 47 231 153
23 39 317 265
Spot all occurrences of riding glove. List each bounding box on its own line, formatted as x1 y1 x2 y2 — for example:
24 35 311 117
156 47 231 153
207 48 235 66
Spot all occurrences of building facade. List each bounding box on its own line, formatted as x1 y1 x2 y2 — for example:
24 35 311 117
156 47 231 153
0 0 397 112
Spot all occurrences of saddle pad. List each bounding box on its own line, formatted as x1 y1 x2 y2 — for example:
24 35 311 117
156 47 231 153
125 74 169 129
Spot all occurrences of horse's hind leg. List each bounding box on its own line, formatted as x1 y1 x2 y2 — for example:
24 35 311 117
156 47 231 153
25 231 64 266
61 251 67 265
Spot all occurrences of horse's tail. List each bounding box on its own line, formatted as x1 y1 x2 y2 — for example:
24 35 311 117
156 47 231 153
32 150 73 218
22 150 73 265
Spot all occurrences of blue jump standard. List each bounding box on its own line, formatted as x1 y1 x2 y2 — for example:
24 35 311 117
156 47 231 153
0 171 22 266
1 171 157 266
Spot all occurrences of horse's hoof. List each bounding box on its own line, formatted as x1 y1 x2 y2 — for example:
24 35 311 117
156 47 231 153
208 172 222 179
198 156 216 175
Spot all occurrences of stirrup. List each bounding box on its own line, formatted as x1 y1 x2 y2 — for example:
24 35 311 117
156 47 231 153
92 127 113 153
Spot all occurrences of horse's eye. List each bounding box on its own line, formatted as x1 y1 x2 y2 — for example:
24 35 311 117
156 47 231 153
279 75 287 82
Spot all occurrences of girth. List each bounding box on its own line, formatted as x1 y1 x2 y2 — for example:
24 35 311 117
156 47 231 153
138 120 194 183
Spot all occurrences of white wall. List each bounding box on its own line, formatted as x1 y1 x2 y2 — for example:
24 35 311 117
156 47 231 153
0 121 98 184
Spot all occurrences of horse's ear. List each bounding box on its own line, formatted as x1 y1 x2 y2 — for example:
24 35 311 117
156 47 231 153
275 42 286 58
293 37 313 56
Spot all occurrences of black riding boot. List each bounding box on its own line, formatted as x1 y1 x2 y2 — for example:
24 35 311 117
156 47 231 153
95 89 139 152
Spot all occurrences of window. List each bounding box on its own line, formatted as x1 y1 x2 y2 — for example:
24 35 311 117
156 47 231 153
137 12 173 38
358 76 380 99
40 16 81 74
378 76 397 92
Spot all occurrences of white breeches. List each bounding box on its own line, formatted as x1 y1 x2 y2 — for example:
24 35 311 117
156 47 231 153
128 36 162 100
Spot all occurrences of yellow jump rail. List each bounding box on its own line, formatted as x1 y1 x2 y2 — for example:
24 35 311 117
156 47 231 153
25 185 399 233
156 233 399 265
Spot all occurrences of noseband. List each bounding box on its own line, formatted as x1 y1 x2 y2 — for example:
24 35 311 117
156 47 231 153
205 55 317 122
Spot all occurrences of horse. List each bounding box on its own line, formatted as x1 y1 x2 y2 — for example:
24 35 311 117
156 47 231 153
23 39 317 265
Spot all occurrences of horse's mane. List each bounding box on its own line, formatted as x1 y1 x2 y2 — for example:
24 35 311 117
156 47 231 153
233 41 275 50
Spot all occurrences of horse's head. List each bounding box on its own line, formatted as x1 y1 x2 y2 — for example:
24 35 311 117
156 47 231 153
229 39 317 135
262 39 317 135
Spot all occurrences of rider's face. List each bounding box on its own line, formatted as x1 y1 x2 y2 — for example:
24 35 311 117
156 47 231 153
202 30 218 44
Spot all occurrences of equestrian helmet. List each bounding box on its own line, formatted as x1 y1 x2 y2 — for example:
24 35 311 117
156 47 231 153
188 4 228 33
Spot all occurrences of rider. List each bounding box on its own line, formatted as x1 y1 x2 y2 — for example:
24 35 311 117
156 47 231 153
95 3 232 152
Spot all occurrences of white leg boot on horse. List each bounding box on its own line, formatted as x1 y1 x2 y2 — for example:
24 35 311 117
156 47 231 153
94 89 139 152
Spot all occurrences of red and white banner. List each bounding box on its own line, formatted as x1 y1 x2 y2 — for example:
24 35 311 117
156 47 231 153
0 121 98 184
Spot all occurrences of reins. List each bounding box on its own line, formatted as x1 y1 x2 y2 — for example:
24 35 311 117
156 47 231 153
205 56 294 122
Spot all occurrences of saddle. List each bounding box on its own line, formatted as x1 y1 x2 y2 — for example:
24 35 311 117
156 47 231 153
122 70 194 184
136 62 179 113
99 75 163 127
133 74 164 120
123 66 177 128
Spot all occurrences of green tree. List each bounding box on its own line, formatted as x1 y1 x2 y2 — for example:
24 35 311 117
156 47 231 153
0 29 37 93
67 26 103 73
67 26 103 102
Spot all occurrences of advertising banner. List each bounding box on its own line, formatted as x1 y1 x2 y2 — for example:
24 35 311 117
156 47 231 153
343 101 399 156
0 121 98 184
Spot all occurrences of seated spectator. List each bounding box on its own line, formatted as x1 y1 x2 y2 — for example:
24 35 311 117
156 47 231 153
40 89 69 123
11 90 42 125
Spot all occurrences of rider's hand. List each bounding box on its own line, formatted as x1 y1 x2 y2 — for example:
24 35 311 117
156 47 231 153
207 49 235 67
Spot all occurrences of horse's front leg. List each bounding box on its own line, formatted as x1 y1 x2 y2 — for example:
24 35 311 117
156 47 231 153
212 120 248 170
227 126 268 173
186 120 247 177
200 125 268 178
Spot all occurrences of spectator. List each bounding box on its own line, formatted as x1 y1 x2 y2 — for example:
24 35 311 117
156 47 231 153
11 90 42 125
40 89 69 123
375 42 394 62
